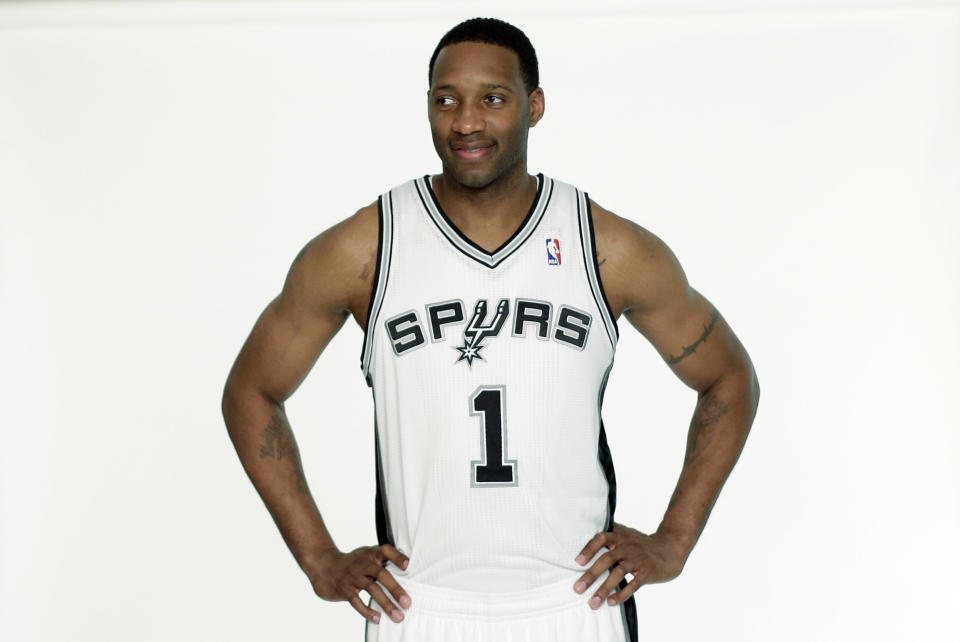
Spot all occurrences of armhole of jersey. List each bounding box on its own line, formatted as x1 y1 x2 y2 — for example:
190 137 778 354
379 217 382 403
360 191 394 386
576 188 619 348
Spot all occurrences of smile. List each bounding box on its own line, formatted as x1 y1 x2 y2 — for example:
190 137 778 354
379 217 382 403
453 143 495 161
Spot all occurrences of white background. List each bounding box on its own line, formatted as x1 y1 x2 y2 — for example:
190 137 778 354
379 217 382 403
1 1 958 640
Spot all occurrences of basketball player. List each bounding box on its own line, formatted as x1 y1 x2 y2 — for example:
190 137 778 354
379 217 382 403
221 17 759 642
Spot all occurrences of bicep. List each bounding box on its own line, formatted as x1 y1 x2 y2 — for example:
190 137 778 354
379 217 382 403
623 287 745 393
596 206 748 393
225 209 376 404
229 286 350 405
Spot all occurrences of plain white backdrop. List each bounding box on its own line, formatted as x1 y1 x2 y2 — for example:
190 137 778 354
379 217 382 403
1 1 958 640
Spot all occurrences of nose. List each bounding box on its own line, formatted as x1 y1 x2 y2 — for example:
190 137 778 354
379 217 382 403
453 101 484 135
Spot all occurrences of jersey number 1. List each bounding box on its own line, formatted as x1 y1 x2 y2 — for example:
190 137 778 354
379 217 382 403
469 386 517 486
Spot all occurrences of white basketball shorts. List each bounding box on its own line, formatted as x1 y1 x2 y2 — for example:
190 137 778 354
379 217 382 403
364 573 631 642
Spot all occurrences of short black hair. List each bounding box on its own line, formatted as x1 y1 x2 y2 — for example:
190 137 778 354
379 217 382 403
428 17 539 94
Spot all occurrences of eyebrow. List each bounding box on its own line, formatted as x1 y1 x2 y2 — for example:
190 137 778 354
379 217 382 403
433 82 514 93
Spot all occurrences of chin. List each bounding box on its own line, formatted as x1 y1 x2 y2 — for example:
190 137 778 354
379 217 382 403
454 172 496 190
445 164 497 190
446 157 520 191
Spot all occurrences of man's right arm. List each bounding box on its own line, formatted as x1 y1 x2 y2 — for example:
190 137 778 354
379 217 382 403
220 201 410 624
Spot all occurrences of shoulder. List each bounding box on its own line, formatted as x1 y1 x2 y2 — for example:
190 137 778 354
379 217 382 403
280 200 380 320
589 198 690 319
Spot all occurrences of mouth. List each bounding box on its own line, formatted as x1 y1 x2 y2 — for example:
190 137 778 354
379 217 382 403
452 141 495 161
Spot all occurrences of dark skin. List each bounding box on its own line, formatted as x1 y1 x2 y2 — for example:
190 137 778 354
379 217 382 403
428 41 545 248
221 40 759 625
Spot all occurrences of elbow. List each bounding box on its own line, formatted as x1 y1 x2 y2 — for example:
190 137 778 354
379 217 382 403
221 370 240 418
737 353 760 418
220 387 233 421
221 376 283 433
749 369 760 414
220 374 254 431
715 361 759 417
221 381 240 432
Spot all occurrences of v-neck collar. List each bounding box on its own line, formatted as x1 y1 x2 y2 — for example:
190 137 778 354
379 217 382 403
414 173 554 269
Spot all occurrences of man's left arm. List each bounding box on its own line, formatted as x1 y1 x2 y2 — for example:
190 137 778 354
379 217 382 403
573 201 760 609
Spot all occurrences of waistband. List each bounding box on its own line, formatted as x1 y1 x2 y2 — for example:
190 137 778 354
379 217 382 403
388 571 612 621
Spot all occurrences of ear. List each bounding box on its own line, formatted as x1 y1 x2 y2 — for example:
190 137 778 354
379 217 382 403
528 87 545 128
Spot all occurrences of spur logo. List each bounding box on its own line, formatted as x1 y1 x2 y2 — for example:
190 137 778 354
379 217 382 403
384 297 593 367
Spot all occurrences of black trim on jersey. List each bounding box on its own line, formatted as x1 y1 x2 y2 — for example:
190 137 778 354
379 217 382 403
359 196 385 372
360 192 395 386
414 174 554 269
598 419 637 642
424 172 543 256
584 193 620 339
373 415 395 548
598 420 617 533
576 195 617 349
622 596 639 642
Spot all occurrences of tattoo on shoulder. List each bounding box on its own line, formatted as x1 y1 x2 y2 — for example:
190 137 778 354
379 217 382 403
666 309 719 366
359 251 376 281
597 257 607 267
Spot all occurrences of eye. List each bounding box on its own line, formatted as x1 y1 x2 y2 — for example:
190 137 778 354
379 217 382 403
436 96 456 106
484 95 505 105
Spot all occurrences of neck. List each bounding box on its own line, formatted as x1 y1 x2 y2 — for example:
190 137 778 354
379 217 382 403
432 163 536 227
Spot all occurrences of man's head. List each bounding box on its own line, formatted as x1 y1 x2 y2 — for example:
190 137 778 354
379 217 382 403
428 18 539 95
427 18 545 189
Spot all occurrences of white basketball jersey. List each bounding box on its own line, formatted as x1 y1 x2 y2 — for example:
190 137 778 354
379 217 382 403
360 173 621 592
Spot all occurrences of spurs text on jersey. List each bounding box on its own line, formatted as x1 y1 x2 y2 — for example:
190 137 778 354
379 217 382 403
384 298 593 366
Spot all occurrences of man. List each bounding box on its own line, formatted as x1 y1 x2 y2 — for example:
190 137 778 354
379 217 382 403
221 17 759 642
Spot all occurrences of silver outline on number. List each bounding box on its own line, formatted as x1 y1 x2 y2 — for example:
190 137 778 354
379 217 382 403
468 385 518 488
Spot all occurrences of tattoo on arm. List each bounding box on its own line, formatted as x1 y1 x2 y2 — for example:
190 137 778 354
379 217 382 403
597 257 607 267
662 391 730 537
684 392 729 466
664 391 729 514
666 487 682 512
259 408 310 494
666 309 719 366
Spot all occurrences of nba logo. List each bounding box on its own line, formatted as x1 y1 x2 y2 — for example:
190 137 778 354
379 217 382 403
546 238 561 265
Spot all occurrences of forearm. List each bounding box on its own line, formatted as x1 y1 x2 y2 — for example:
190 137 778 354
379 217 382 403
655 366 760 559
221 385 336 569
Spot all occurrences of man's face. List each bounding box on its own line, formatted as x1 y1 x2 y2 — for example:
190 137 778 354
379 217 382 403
428 41 544 189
